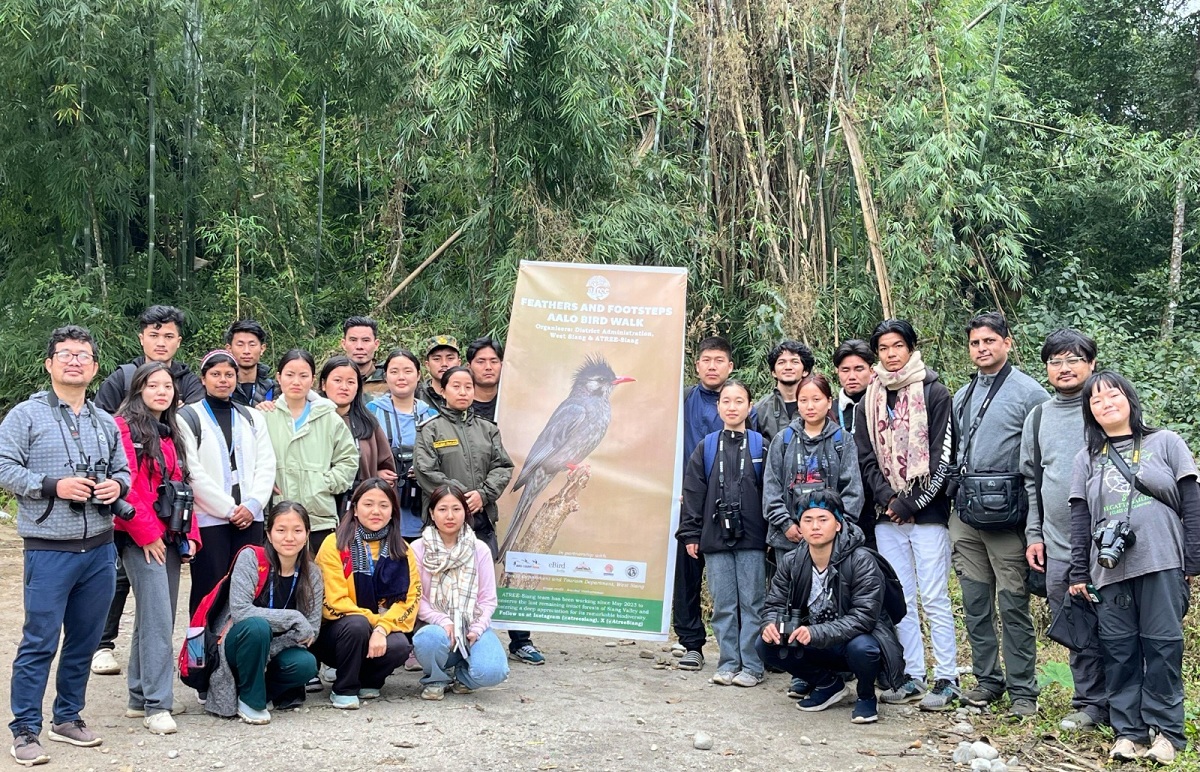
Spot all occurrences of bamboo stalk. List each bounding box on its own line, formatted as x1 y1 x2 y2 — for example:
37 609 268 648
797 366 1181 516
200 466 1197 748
837 100 893 318
374 225 466 313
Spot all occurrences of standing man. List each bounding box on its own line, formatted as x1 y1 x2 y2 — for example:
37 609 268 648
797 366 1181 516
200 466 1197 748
1021 328 1105 730
340 316 386 396
91 304 204 676
754 341 813 445
416 335 461 410
854 319 959 711
467 336 504 421
225 319 277 407
834 339 876 549
0 326 131 766
950 312 1048 718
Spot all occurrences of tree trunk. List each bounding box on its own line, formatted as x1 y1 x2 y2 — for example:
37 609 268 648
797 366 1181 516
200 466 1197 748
837 100 893 318
146 19 157 301
1161 176 1186 342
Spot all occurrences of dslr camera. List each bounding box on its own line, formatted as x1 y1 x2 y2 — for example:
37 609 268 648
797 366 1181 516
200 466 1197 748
72 458 136 521
716 499 744 541
1093 519 1135 569
155 480 195 560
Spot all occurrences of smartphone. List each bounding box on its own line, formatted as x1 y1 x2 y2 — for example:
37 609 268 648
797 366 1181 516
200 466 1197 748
1085 584 1102 603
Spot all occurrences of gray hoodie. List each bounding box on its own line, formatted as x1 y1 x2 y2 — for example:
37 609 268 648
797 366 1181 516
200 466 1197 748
1020 392 1085 562
0 390 131 550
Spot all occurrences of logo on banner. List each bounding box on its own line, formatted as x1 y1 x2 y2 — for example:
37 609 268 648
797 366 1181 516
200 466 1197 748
586 275 611 300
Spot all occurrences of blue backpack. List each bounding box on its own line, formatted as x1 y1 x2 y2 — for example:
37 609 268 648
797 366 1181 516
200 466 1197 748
701 430 765 483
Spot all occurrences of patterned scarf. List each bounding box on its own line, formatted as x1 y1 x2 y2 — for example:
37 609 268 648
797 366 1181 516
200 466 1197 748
350 522 392 574
419 524 479 642
865 350 931 493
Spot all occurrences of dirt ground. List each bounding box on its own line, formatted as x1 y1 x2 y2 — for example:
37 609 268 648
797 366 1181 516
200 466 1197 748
0 526 990 772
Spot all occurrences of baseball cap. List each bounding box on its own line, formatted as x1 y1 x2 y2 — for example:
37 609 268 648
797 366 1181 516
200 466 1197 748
423 335 459 359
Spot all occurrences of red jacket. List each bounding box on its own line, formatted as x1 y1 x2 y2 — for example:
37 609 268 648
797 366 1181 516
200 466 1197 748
115 417 203 549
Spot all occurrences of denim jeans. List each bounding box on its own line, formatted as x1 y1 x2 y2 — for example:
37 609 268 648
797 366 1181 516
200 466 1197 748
413 626 509 689
757 633 882 700
10 543 117 735
705 549 766 676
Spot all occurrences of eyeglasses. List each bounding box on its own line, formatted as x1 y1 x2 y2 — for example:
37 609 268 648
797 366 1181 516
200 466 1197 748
1046 356 1086 369
52 351 95 364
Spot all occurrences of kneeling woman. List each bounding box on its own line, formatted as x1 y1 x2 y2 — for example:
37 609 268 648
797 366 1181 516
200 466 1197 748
411 485 509 700
315 478 421 709
206 502 323 724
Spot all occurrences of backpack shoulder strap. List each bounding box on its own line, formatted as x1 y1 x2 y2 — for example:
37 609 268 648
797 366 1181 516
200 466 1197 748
702 432 718 481
250 545 271 595
1031 403 1044 518
232 402 255 424
781 426 794 448
179 405 201 443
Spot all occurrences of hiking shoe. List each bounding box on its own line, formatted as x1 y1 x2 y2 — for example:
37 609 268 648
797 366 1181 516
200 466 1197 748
880 676 927 704
10 731 48 767
358 688 381 700
510 644 545 665
677 650 704 671
305 676 323 693
237 700 271 725
851 698 879 724
1145 735 1176 765
329 693 360 710
142 712 176 735
48 720 101 747
787 677 811 699
711 671 735 686
403 651 422 671
1060 710 1097 731
919 679 960 712
420 685 445 701
124 705 185 718
1109 738 1146 762
732 671 763 688
1009 698 1038 719
962 685 1002 707
90 649 120 676
449 682 474 695
797 680 850 712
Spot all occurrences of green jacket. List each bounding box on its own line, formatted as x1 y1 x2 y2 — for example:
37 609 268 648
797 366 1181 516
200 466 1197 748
263 394 359 532
414 407 514 529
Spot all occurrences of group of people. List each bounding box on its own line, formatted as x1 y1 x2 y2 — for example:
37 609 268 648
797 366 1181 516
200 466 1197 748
674 315 1198 766
0 309 523 767
0 306 1195 768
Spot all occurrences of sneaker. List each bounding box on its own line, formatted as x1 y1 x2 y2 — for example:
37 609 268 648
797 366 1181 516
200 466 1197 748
919 679 960 712
711 671 735 686
851 698 879 724
880 676 927 704
236 700 271 725
420 685 445 701
1109 738 1146 762
320 666 337 683
509 644 545 665
1059 711 1097 731
47 720 101 747
124 705 186 718
1145 735 1176 765
403 651 422 672
797 680 850 712
1008 698 1038 719
10 731 49 767
787 677 811 699
677 650 704 671
449 682 474 695
305 676 323 693
142 712 176 735
962 685 1002 707
329 693 360 710
358 688 381 700
732 671 763 688
90 649 121 676
196 691 207 706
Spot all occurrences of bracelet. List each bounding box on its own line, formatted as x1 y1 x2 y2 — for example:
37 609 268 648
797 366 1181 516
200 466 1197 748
373 625 386 637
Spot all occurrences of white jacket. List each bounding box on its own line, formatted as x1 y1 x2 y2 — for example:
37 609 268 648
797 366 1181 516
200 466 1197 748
177 399 278 528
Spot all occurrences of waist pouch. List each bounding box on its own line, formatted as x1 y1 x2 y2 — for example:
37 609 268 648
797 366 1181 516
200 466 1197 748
955 473 1025 531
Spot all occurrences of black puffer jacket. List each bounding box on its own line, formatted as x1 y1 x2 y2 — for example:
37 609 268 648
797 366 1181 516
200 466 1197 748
762 522 905 690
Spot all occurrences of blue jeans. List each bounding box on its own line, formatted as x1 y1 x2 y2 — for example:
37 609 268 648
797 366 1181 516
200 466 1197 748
413 626 508 689
757 632 882 701
10 543 117 735
705 550 765 676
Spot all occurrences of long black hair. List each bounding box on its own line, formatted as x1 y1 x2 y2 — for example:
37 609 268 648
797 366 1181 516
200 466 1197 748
1082 370 1155 456
260 501 318 615
116 361 189 480
318 355 379 441
336 477 408 557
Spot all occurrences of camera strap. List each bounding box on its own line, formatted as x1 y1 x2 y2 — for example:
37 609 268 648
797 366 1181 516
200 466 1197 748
956 362 1012 473
1104 437 1174 514
716 431 747 504
47 390 103 466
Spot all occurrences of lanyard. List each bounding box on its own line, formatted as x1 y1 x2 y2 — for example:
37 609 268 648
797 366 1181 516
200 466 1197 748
268 572 299 609
717 431 747 502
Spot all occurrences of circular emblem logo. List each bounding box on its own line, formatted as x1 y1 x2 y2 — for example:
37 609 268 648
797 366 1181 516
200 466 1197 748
586 275 611 301
625 565 640 579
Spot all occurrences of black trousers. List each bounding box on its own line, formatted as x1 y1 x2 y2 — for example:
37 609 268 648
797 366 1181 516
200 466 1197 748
479 528 532 650
98 555 130 651
309 528 334 558
314 615 410 695
672 540 706 651
188 521 265 616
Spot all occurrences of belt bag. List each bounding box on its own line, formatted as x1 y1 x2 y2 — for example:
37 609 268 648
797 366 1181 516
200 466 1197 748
955 473 1024 530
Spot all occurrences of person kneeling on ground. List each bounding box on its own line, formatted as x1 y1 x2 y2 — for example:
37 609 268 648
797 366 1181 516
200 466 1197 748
205 501 324 724
315 478 420 709
757 489 905 724
410 485 509 701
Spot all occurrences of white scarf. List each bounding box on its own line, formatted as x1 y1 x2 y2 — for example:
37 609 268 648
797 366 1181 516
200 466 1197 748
420 524 479 641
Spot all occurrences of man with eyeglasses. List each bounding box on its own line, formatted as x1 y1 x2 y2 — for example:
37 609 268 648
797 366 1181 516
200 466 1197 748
0 326 131 765
1019 328 1107 732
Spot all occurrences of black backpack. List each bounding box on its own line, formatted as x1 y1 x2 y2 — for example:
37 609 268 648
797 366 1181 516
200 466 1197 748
861 547 907 625
178 402 255 444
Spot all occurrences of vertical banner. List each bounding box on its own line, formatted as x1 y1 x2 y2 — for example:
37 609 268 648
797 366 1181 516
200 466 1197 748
492 261 687 640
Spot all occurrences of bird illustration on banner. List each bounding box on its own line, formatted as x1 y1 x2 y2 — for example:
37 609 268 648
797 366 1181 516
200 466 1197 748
498 356 635 556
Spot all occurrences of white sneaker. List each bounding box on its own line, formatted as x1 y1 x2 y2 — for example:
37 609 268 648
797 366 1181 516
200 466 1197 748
1145 735 1176 765
90 649 121 676
1109 738 1146 762
236 700 271 725
320 666 337 683
711 671 735 686
143 712 177 735
124 705 185 718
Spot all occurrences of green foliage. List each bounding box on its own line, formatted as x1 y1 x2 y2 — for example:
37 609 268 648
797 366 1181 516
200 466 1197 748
1036 660 1074 690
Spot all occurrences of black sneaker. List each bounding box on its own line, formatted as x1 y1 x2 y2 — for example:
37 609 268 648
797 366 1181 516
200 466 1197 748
851 698 879 724
797 679 849 712
677 650 704 671
787 677 811 699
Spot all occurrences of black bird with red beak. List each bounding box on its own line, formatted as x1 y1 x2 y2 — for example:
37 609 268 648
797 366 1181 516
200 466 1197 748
499 356 635 555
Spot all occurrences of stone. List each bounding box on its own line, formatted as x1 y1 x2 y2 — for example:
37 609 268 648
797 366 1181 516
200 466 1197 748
693 732 713 751
605 642 617 648
990 761 1008 772
970 760 992 772
650 744 658 752
167 750 179 760
952 722 975 735
799 736 812 746
1006 758 1018 768
639 650 655 659
672 649 684 658
302 741 317 750
970 742 999 761
952 742 976 764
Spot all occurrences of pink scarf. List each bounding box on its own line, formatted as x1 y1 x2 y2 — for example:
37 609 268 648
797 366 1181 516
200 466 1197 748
864 351 931 493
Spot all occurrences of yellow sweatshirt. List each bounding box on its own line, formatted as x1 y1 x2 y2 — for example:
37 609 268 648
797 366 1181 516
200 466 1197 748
316 533 421 634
